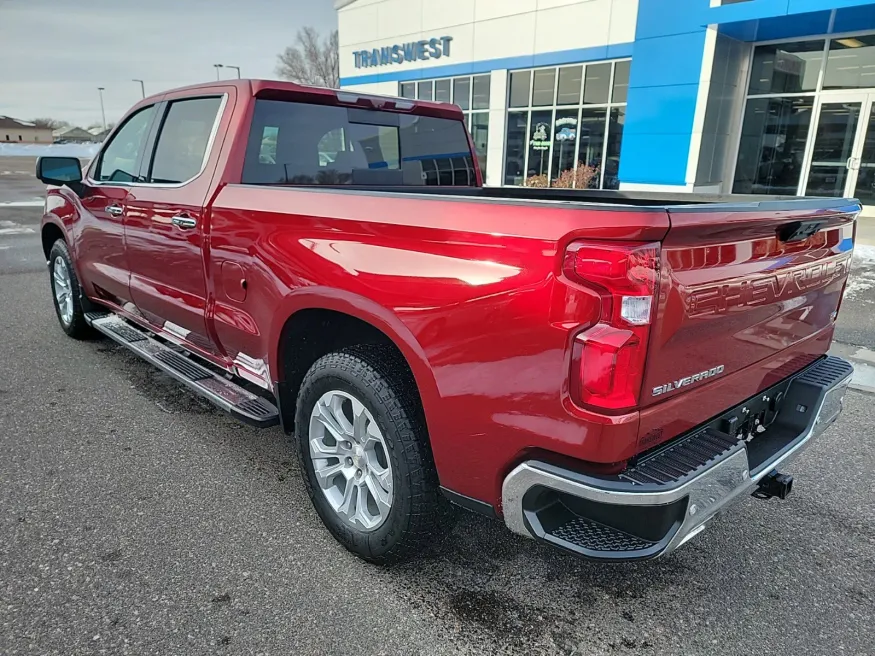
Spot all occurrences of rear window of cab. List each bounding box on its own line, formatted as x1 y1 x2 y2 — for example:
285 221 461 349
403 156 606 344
242 99 477 186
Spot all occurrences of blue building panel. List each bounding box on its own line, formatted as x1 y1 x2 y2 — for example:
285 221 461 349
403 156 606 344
619 134 698 185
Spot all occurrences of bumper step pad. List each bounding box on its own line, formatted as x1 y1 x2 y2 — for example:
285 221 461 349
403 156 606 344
620 428 740 486
85 312 278 428
551 517 656 553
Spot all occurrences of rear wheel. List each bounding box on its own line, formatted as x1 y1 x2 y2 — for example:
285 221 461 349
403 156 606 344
294 345 451 564
48 239 93 339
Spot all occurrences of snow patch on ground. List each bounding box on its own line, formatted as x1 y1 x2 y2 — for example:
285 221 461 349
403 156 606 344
845 244 875 301
0 200 44 207
853 243 875 265
0 143 100 158
0 220 36 235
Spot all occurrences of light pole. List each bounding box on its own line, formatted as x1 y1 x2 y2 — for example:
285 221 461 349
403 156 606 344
224 65 241 79
132 79 145 99
97 87 107 130
213 63 223 80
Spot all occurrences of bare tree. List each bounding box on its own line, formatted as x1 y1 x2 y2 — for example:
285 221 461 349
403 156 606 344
276 27 339 88
31 118 69 130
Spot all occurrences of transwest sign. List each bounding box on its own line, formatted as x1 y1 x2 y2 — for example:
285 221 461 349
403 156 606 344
353 36 453 69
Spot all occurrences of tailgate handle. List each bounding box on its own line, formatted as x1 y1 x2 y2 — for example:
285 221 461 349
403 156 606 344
778 220 824 243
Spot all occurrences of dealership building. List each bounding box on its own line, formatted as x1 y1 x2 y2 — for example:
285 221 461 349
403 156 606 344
337 0 875 212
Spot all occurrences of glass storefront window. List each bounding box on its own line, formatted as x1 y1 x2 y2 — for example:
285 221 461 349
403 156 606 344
824 35 875 90
578 108 607 187
748 41 825 95
532 69 556 106
584 63 612 104
505 111 528 185
435 79 451 103
733 96 814 195
472 75 490 110
470 113 489 179
399 75 490 180
612 61 630 104
557 66 583 105
526 110 553 184
551 109 579 185
605 108 625 189
400 83 415 99
417 81 433 101
504 60 628 189
509 71 531 108
453 77 471 110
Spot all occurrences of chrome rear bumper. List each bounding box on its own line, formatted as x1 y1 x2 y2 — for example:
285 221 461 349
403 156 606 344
502 356 853 560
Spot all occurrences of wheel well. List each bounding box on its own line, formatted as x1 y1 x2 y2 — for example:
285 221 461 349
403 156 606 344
41 223 64 259
277 308 425 432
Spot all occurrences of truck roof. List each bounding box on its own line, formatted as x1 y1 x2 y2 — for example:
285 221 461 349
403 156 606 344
141 79 464 121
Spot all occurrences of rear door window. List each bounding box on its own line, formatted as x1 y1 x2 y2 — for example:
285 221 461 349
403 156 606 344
241 99 475 186
148 97 223 184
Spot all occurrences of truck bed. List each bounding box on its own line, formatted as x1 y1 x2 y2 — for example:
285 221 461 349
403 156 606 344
253 182 858 211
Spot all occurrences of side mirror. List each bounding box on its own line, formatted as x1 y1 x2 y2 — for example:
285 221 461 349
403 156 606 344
36 156 83 186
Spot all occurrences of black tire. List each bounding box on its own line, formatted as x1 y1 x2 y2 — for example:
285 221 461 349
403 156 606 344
294 345 452 564
48 239 94 339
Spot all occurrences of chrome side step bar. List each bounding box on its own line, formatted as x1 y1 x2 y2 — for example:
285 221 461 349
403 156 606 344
85 312 279 428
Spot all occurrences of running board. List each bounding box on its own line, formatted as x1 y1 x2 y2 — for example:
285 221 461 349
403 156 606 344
85 312 279 428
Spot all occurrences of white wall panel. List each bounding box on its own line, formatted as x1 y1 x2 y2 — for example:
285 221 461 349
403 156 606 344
338 4 381 47
422 0 476 31
377 0 423 39
485 69 509 186
608 0 638 44
340 0 636 82
475 0 538 22
472 14 537 61
534 2 611 52
537 0 591 9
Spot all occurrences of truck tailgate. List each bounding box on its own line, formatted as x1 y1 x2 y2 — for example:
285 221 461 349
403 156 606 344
641 201 858 408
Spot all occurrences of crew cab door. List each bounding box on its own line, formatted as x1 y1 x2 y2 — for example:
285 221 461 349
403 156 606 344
78 104 158 304
123 92 230 354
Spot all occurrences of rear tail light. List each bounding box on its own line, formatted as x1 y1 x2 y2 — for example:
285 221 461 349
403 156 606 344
564 241 660 412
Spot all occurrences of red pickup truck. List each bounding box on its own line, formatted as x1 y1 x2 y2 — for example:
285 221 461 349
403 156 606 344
37 80 856 564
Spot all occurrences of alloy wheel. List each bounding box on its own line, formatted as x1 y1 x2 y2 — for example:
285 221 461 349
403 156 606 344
308 390 394 531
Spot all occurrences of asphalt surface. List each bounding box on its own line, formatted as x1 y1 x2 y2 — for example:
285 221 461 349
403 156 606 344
2 159 874 655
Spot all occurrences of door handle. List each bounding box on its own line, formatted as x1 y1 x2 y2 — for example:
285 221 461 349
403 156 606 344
106 204 124 217
171 215 197 229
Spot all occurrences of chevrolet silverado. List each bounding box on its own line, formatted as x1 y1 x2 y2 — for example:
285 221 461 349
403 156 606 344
36 80 857 564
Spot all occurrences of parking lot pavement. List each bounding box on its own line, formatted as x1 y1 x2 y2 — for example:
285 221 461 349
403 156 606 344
1 176 874 655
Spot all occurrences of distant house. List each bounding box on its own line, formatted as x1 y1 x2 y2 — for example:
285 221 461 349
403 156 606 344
52 126 98 143
0 116 54 143
88 126 113 142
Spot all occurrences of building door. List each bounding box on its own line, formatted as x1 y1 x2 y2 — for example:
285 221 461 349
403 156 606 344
804 92 875 214
852 98 875 213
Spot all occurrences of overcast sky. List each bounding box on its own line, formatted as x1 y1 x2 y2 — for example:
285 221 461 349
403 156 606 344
0 0 337 127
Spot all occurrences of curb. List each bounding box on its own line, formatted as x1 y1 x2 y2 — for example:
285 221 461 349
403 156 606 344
828 342 875 394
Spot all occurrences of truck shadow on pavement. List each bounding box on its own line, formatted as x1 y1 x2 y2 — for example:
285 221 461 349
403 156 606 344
86 335 870 656
95 336 697 652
